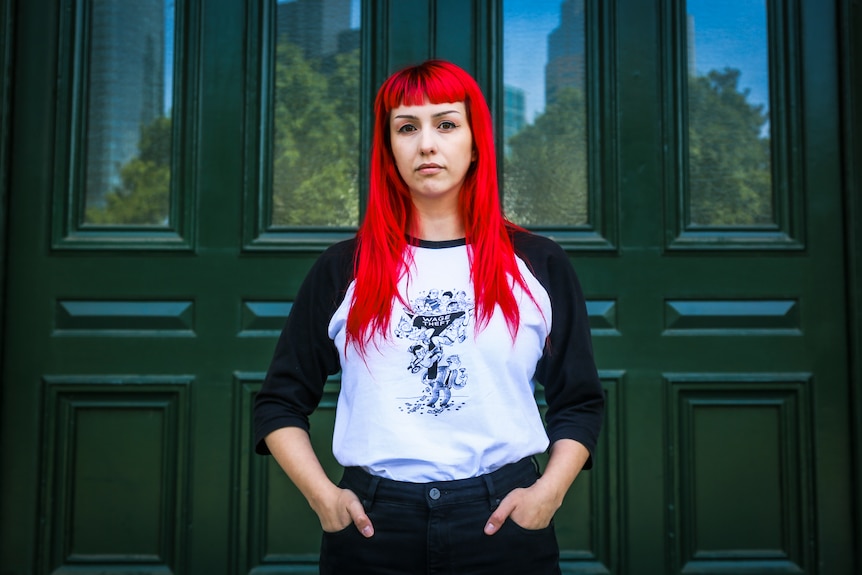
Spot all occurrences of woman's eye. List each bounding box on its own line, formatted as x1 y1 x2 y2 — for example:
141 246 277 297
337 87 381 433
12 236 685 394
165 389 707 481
438 121 457 131
397 124 417 133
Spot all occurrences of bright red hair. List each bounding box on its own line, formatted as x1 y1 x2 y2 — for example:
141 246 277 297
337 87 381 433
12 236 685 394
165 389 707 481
347 60 531 353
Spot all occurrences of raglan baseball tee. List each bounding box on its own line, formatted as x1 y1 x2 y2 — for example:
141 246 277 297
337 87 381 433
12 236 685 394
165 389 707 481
254 230 604 482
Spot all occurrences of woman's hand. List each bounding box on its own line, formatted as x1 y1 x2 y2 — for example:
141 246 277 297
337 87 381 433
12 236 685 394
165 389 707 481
483 439 590 535
265 427 375 537
312 484 375 537
483 480 560 533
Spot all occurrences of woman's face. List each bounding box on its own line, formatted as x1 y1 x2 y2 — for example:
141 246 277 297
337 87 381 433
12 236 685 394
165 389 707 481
389 100 474 209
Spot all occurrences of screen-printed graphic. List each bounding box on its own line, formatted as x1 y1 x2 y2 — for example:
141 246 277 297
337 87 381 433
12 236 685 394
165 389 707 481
394 289 473 415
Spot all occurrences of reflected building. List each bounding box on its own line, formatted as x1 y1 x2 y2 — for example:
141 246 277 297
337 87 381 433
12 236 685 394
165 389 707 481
503 85 526 156
687 13 696 77
545 0 585 106
277 0 353 60
86 0 167 208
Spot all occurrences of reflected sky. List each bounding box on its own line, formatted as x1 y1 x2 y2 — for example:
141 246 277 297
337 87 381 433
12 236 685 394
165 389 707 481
165 0 174 112
163 0 360 110
167 1 769 125
504 0 770 122
688 0 769 107
277 0 362 28
504 1 559 123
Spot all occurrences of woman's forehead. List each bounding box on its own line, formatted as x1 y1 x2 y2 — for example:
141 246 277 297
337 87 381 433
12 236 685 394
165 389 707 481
390 100 467 117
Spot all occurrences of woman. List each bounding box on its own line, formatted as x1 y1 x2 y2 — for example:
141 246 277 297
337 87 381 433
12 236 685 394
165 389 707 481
254 60 604 574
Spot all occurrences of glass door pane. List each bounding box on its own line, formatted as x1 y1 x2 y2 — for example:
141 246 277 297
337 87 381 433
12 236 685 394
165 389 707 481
503 0 589 227
85 0 175 226
686 0 773 226
270 0 361 227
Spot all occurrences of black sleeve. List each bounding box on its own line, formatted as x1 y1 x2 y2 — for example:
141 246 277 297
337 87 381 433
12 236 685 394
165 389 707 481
252 239 355 455
513 230 604 469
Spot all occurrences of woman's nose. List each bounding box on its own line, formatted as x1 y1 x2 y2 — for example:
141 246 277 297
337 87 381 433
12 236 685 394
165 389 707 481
419 130 436 154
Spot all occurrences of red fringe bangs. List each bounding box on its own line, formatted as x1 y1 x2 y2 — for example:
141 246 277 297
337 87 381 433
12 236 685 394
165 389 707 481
379 66 469 111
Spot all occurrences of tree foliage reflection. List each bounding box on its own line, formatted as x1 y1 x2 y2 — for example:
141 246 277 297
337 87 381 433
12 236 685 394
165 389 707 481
86 41 361 228
688 67 772 226
503 66 771 228
86 61 767 230
271 42 360 227
504 87 588 227
86 116 171 226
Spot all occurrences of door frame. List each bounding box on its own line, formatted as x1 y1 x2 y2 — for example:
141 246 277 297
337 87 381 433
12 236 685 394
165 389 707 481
0 0 12 387
840 0 862 565
0 0 860 571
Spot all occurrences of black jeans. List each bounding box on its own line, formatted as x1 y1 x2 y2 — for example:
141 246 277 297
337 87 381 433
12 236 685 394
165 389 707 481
319 458 562 575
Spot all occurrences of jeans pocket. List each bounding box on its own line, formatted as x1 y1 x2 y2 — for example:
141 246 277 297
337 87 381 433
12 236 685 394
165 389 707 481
503 516 556 535
322 521 357 536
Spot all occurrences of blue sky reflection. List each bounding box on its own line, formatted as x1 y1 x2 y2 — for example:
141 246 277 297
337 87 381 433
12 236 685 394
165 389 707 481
504 0 770 122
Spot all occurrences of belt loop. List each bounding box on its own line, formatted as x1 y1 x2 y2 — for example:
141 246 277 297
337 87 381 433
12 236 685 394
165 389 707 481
531 455 542 476
363 474 380 512
483 473 500 509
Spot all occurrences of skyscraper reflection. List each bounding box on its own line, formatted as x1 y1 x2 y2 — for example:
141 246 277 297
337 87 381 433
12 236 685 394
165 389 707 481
545 0 585 105
86 0 170 211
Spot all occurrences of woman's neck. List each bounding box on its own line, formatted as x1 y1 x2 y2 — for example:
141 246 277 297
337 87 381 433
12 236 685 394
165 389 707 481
411 211 465 241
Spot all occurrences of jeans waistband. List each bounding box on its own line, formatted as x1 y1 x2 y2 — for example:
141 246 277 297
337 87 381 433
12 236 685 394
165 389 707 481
340 457 540 510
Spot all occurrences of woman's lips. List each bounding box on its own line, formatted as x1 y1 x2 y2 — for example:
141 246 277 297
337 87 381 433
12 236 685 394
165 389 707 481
417 163 443 175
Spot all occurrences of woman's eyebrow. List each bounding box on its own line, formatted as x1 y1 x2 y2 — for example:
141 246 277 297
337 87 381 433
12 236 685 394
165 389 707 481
392 110 463 120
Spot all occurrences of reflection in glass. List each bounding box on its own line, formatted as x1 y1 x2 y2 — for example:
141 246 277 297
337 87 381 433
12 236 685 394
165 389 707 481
686 1 772 226
271 0 361 227
503 0 588 228
84 0 175 226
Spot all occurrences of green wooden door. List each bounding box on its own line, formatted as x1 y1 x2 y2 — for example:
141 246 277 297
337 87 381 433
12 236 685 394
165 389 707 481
0 0 856 574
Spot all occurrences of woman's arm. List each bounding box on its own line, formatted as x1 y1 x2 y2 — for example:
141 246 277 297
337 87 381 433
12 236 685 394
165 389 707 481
254 240 355 454
265 426 375 538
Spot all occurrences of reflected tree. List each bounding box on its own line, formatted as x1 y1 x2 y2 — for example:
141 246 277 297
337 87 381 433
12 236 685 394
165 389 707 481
688 67 772 226
271 41 359 226
86 41 361 228
503 87 588 227
86 116 171 225
503 67 770 229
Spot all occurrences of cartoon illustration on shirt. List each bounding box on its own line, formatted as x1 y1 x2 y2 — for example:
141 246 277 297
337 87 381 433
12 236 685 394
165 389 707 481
407 343 442 375
395 289 473 415
424 354 468 408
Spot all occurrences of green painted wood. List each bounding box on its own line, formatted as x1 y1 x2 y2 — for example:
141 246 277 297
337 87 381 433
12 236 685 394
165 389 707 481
795 0 856 569
0 0 11 423
839 0 862 565
666 374 815 571
386 0 431 72
40 377 192 569
2 1 60 571
432 0 474 71
0 0 858 574
608 0 854 573
614 0 668 570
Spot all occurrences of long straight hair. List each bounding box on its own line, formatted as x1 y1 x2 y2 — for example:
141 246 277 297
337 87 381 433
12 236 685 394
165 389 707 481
346 60 531 354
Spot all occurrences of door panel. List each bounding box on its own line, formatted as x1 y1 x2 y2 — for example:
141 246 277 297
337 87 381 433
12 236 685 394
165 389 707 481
612 0 853 572
666 374 815 571
40 376 191 569
0 0 855 574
